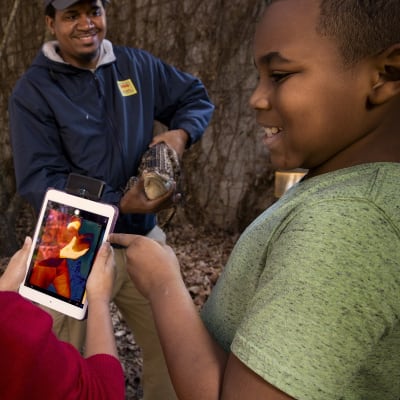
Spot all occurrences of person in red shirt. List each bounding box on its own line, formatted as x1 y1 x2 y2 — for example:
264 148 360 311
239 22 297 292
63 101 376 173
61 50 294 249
0 237 125 400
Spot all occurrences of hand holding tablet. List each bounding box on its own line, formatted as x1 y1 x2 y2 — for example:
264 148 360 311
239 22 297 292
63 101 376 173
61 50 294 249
19 189 118 320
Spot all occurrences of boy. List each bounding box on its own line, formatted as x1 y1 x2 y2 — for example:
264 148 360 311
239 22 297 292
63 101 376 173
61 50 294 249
110 0 400 399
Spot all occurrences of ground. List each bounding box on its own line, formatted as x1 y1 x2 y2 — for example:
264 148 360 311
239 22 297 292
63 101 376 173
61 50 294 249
1 214 237 400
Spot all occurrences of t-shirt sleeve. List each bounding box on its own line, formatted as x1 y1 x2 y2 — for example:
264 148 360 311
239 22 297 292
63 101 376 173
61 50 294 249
231 198 400 399
0 292 125 400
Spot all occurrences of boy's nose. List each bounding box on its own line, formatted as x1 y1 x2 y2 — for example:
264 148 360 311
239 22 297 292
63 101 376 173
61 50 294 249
249 85 272 110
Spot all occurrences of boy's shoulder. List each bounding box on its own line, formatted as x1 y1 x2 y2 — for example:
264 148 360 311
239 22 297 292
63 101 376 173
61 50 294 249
290 162 400 228
299 162 399 200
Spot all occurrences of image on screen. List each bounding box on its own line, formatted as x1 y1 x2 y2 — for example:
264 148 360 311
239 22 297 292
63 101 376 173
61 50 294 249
25 200 109 308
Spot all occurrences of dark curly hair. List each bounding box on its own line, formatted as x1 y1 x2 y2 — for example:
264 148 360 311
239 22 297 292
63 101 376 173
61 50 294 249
265 0 400 65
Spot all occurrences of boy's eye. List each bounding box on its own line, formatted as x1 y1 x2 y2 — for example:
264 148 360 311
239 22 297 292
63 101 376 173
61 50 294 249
269 71 292 83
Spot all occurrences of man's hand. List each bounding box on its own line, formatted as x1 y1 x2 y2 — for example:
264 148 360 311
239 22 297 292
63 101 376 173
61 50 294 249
119 176 177 214
0 237 32 292
151 129 189 160
120 129 187 214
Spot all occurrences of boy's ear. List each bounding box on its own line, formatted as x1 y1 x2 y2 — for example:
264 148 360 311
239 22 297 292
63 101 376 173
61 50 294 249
368 44 400 105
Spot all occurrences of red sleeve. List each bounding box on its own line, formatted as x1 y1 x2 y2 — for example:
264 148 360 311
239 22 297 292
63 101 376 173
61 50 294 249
0 292 125 400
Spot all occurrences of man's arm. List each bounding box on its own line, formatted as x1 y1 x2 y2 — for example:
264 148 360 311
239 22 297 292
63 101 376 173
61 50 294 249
150 54 214 146
8 83 123 211
9 92 70 211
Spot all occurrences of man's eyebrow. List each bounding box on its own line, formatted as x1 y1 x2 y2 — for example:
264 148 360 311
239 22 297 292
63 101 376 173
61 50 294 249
256 51 292 66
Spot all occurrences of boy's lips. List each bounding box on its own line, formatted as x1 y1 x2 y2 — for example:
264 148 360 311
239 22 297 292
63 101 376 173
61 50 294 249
260 126 284 147
263 126 283 138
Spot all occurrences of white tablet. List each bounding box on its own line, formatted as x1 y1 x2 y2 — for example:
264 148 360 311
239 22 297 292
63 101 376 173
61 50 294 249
19 188 118 320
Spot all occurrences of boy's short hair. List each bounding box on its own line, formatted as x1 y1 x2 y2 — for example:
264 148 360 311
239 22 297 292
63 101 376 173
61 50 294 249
265 0 400 65
317 0 400 65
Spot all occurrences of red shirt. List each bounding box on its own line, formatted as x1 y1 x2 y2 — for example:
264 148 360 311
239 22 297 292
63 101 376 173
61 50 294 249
0 292 125 399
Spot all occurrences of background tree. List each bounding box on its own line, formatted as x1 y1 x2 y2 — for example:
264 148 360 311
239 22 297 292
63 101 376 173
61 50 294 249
0 0 276 256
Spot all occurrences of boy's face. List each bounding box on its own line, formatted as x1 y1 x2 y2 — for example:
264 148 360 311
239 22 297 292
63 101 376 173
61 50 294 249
250 0 375 174
46 0 106 69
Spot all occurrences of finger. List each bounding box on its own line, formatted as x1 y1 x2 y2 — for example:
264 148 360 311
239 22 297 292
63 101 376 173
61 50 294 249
18 237 32 267
108 233 140 248
21 236 32 255
149 136 165 146
10 236 32 264
92 242 112 270
1 237 32 291
104 245 114 269
97 241 111 257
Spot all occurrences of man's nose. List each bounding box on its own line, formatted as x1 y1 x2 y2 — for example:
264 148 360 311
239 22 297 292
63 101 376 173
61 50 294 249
77 14 95 29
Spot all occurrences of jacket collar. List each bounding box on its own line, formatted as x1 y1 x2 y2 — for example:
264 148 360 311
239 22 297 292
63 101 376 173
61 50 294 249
41 39 116 70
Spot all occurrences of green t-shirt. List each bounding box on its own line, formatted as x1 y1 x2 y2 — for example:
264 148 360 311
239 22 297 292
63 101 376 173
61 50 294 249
201 163 400 400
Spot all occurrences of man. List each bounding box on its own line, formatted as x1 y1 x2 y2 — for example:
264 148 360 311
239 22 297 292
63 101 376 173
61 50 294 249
9 0 214 398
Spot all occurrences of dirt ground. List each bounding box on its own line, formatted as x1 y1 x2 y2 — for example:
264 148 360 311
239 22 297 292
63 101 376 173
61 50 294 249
0 214 237 400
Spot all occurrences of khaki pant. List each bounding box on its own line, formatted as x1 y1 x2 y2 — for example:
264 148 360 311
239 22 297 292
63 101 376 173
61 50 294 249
44 226 177 400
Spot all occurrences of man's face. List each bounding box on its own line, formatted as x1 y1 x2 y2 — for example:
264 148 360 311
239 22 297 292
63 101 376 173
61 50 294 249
250 0 375 175
46 0 106 69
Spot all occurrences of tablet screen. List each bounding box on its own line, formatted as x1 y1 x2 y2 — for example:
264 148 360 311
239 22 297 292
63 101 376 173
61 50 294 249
24 200 109 308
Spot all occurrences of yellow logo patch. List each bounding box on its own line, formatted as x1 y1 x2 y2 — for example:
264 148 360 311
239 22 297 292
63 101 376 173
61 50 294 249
117 79 137 97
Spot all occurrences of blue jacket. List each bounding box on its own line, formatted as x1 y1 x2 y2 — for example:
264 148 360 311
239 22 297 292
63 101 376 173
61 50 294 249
9 43 214 235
